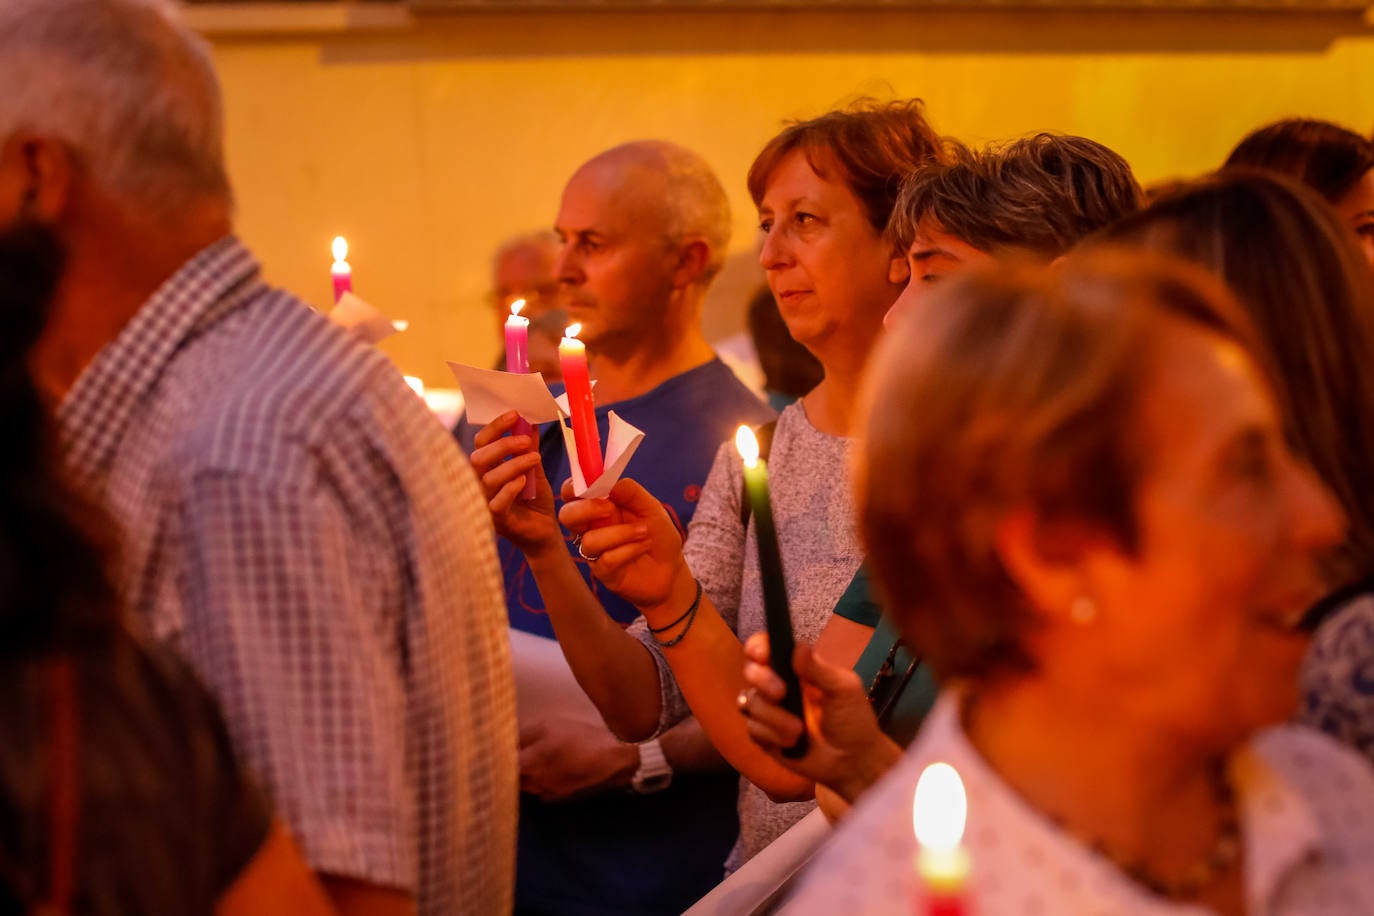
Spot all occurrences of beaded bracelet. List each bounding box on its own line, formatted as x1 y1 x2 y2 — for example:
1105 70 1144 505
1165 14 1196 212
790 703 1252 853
649 580 704 648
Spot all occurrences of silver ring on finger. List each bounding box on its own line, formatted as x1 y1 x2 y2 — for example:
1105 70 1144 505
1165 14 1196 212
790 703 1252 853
577 538 600 563
736 688 752 718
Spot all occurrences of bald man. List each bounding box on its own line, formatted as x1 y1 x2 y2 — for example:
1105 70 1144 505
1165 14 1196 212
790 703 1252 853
477 142 774 915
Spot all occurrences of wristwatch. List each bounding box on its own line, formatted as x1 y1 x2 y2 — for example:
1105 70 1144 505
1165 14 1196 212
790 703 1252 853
630 738 673 794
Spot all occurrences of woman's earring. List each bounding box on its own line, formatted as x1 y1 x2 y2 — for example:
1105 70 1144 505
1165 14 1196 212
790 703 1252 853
1070 596 1097 625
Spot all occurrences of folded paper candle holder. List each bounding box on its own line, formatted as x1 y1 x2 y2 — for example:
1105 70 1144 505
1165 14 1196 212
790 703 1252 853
446 362 644 498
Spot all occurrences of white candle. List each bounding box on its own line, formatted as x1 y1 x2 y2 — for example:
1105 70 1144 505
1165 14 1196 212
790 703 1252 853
913 762 971 915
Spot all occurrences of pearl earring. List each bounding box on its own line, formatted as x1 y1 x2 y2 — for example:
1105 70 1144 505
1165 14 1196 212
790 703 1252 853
1070 596 1097 625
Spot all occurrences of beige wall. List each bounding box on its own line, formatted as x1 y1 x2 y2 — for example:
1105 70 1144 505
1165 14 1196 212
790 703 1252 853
204 8 1374 384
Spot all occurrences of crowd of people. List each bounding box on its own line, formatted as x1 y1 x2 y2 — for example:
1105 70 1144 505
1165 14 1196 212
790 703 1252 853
3 0 1374 914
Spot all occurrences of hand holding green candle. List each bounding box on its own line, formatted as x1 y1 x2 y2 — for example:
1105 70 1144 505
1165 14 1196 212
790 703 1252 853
735 425 808 759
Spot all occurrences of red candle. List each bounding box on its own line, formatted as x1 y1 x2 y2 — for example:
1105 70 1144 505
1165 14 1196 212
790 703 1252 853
505 299 536 500
331 235 353 304
913 763 971 916
558 323 603 487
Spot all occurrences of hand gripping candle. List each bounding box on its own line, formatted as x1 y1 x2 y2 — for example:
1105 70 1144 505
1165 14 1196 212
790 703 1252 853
913 762 971 916
736 425 807 759
505 299 537 499
559 323 604 486
330 236 353 304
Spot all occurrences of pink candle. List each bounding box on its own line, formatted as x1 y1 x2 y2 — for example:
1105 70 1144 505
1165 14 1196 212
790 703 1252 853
558 323 603 487
331 235 353 304
505 300 536 500
913 763 971 916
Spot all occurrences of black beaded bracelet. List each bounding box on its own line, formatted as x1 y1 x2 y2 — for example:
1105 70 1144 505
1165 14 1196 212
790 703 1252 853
649 580 704 648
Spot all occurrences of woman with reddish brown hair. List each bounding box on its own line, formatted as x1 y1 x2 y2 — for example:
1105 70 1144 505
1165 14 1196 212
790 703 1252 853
479 99 945 868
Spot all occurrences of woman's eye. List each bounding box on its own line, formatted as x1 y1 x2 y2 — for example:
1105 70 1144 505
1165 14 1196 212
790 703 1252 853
758 219 773 234
795 212 816 226
920 273 942 285
1356 222 1374 239
1232 446 1274 485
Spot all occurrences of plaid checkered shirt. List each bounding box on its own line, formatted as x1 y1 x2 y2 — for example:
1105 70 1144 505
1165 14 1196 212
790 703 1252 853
57 236 516 915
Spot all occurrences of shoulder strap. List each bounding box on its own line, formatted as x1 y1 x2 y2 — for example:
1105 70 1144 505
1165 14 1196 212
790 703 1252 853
738 421 778 529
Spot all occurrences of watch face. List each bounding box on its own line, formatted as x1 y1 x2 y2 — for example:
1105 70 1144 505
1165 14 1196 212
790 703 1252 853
633 772 672 794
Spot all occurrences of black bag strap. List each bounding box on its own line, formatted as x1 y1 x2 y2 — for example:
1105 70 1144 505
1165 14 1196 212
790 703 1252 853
737 421 778 529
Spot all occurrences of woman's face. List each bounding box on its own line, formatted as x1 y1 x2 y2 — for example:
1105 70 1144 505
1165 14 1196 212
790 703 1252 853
1333 168 1374 270
757 149 907 358
1067 317 1342 747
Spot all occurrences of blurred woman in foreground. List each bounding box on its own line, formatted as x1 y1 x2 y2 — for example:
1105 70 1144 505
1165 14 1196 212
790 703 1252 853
784 252 1374 914
1103 171 1374 764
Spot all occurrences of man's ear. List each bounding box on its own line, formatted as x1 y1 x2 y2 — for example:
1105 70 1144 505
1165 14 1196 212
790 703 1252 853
3 133 73 223
888 251 910 286
672 237 712 289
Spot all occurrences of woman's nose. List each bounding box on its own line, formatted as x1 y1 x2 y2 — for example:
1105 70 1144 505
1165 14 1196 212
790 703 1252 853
884 279 920 329
759 227 790 271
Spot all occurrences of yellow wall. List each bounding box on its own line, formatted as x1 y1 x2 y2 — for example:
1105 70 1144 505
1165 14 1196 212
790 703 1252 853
204 8 1374 384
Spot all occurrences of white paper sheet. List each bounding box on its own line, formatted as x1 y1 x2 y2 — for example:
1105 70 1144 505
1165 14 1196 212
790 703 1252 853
560 409 645 498
328 291 404 345
446 363 564 425
684 808 831 915
508 628 603 728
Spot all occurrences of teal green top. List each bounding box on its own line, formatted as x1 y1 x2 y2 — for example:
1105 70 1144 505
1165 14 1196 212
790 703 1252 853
840 566 939 747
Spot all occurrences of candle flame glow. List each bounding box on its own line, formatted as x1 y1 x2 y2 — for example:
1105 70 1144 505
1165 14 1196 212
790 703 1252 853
403 375 425 396
331 236 349 262
913 763 967 853
565 323 582 340
735 425 760 469
511 298 527 317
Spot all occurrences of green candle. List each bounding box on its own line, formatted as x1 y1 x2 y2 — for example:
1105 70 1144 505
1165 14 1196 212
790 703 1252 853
736 426 808 758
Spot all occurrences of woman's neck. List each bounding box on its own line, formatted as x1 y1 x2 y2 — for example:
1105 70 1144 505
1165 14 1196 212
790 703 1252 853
963 680 1238 897
801 340 873 437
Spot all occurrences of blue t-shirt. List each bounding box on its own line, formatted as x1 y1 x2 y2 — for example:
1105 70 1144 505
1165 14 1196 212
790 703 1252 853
503 358 775 636
506 358 774 916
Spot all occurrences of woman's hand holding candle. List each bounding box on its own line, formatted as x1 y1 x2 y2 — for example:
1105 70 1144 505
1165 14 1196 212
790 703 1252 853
471 411 561 556
740 632 904 808
557 478 692 620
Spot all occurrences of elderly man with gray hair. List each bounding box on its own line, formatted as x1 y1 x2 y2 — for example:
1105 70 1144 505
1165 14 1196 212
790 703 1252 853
0 1 516 914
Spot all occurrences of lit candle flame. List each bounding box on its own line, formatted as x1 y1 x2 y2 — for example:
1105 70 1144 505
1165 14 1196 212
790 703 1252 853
331 236 349 263
735 425 760 469
511 298 527 318
913 762 967 853
403 375 425 396
565 323 582 340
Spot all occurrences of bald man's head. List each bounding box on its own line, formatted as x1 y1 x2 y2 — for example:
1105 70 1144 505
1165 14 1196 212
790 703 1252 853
574 140 731 282
553 140 729 349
